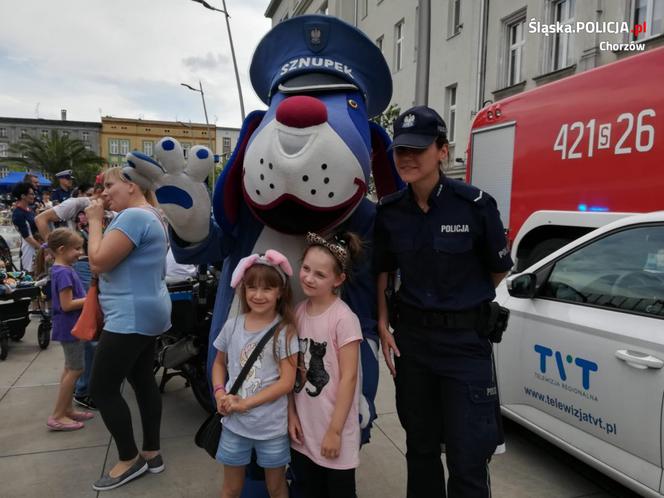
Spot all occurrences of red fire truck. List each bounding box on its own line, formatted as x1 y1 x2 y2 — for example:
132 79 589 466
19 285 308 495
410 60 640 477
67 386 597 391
467 46 664 271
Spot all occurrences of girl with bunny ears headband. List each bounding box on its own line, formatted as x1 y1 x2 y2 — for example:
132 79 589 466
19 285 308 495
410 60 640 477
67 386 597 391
228 249 298 365
211 249 299 497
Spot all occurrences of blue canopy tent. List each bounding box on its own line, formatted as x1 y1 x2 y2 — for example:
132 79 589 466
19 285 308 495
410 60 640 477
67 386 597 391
0 172 52 192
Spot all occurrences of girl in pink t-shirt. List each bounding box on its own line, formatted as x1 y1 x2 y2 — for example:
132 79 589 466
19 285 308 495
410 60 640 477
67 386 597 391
289 231 364 498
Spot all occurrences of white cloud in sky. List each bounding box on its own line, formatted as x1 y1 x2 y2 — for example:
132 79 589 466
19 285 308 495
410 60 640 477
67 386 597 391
0 0 272 127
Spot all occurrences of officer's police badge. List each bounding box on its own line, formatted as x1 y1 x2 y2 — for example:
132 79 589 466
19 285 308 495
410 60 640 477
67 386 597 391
304 22 329 52
403 114 416 128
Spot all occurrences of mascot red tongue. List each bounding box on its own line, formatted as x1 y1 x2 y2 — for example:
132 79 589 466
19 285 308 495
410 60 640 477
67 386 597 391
124 14 401 494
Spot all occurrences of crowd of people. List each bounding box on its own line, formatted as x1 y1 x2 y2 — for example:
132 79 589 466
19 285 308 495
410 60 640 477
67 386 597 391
6 105 511 498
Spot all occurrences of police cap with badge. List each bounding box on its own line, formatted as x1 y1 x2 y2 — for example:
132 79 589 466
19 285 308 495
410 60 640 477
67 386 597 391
391 106 448 149
250 14 392 118
55 169 73 179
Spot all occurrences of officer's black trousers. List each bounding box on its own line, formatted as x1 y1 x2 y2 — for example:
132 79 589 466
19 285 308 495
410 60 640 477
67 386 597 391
394 326 498 498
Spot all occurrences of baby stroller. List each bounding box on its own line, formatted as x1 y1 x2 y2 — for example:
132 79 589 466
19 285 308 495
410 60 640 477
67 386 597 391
154 267 218 413
0 285 44 360
0 234 52 359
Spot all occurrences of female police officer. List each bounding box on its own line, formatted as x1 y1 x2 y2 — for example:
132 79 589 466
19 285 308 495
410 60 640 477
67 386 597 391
374 106 513 498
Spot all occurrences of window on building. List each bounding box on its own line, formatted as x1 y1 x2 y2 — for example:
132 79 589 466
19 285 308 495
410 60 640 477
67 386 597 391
41 130 48 139
109 139 119 155
394 20 405 71
376 35 384 52
0 167 8 177
21 129 28 139
0 143 8 158
119 139 130 155
82 131 89 142
361 0 368 19
0 128 6 138
446 85 457 143
507 17 526 86
222 137 232 154
550 0 575 71
633 0 664 40
143 141 154 156
448 0 462 36
62 131 70 138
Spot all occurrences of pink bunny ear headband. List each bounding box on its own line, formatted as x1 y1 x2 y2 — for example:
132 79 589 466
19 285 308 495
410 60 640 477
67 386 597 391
230 249 293 289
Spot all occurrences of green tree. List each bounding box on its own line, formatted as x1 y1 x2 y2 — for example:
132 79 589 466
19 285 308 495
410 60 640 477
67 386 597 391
370 103 401 138
0 130 105 184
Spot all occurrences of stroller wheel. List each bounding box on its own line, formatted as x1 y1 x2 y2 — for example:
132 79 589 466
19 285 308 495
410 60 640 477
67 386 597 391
0 334 8 360
10 325 27 342
37 321 51 350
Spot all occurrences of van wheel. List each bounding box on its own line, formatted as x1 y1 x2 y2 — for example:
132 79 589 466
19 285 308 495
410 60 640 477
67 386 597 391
518 238 571 272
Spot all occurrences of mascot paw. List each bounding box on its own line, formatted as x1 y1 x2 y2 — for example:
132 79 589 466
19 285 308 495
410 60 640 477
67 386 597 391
124 137 212 243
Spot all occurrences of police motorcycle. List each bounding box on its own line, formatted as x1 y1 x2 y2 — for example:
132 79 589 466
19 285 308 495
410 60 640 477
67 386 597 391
154 265 218 413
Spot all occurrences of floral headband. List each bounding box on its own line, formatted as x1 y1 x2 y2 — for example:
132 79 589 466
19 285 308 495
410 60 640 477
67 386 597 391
230 249 293 289
305 232 348 269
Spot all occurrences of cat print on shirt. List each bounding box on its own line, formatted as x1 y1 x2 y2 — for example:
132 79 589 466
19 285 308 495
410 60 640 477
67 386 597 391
305 339 329 397
294 338 309 394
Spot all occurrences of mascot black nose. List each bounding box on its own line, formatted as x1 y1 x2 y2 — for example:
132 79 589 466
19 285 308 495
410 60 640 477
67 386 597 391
276 96 328 128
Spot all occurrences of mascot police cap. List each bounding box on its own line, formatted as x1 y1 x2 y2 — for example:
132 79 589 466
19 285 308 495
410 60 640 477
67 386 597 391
250 14 392 118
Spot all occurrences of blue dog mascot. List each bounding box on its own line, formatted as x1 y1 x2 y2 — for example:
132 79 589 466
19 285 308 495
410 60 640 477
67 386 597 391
125 14 402 495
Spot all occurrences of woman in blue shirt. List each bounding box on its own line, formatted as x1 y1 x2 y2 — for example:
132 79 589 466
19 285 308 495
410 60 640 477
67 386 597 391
86 167 171 491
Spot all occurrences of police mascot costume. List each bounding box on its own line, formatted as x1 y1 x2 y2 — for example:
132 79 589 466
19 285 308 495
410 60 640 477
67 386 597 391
124 14 402 495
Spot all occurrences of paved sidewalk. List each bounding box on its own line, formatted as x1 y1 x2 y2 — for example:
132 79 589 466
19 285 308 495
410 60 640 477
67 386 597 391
0 320 620 497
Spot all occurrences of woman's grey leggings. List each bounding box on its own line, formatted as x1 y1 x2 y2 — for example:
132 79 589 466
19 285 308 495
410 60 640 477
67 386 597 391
89 330 161 461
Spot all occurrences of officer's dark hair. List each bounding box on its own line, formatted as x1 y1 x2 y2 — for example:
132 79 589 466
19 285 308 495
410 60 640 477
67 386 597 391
11 182 34 201
435 131 450 170
435 131 449 149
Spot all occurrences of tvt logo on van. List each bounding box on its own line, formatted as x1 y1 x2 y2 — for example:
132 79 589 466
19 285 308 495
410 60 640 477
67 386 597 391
534 344 598 390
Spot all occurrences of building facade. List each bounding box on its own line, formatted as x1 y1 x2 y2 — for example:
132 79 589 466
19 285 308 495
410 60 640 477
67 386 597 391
0 113 101 177
216 126 241 165
265 0 664 179
100 117 217 168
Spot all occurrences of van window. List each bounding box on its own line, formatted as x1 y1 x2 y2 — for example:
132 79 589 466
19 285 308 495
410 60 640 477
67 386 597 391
541 225 664 318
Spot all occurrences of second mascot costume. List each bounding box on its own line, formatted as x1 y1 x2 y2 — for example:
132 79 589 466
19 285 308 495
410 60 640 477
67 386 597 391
125 15 403 495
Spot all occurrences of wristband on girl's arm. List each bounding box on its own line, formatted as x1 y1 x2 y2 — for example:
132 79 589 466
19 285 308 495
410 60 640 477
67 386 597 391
214 384 226 395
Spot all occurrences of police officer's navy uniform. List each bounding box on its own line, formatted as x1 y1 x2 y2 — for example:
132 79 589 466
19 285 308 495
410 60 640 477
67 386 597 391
374 173 513 498
51 170 73 205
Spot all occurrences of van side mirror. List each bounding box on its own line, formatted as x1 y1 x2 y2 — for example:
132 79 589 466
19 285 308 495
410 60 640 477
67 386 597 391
507 273 537 299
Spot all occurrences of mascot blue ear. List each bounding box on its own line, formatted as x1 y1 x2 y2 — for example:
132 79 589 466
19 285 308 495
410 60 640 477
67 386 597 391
369 121 405 199
213 110 266 233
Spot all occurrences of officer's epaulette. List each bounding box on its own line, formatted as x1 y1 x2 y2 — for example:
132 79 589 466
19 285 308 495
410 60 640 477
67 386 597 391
447 178 491 207
377 188 407 208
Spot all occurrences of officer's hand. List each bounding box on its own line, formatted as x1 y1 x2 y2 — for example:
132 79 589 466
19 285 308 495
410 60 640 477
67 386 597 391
378 321 400 378
124 137 212 244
